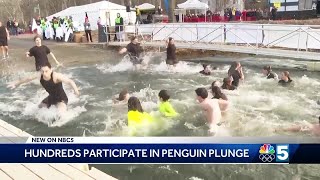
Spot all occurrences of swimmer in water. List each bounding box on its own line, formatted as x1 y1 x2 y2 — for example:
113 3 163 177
166 37 178 68
158 90 178 117
113 88 130 104
228 61 244 87
195 88 222 134
119 36 145 69
278 71 292 86
26 35 62 71
275 117 320 136
127 96 153 135
262 65 278 80
211 86 229 112
221 77 237 90
7 64 79 114
199 64 211 76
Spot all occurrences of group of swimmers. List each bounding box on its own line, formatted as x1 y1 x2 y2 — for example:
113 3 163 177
7 35 79 115
5 34 319 136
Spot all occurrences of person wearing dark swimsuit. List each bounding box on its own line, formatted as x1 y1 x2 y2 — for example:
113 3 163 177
26 35 62 71
228 62 244 87
7 64 79 113
262 65 278 79
278 71 292 86
166 37 178 67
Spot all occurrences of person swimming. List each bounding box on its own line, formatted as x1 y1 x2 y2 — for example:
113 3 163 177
211 86 229 112
195 88 223 134
221 77 237 90
228 61 244 87
7 64 79 114
262 65 278 79
127 96 153 135
113 88 130 104
199 64 211 75
158 90 178 117
278 71 292 86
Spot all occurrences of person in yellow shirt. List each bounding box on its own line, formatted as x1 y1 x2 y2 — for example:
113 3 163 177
135 7 142 24
158 90 178 117
127 96 153 135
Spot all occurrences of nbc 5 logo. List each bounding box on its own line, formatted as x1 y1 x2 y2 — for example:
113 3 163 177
276 145 289 162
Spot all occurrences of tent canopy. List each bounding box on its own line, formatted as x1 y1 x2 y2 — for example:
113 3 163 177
137 3 155 10
177 0 209 10
47 1 126 19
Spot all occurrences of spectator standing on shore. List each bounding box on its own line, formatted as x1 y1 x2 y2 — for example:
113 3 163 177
135 7 142 24
271 7 277 20
0 21 10 60
6 18 13 35
84 18 93 43
157 6 163 15
115 13 124 42
13 18 18 36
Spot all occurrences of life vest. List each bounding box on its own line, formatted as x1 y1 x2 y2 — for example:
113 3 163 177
115 17 121 24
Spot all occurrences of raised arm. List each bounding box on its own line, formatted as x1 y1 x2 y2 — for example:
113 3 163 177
7 74 39 89
119 47 127 54
50 52 63 67
6 28 10 40
55 73 80 96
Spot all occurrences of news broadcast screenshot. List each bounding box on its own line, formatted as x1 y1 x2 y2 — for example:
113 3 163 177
1 0 320 179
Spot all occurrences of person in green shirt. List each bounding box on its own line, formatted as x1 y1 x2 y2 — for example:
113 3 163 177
158 90 178 117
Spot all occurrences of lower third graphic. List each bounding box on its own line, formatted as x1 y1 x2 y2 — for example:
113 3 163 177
259 144 275 163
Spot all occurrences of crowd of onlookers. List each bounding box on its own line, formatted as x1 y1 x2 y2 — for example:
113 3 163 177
181 7 278 22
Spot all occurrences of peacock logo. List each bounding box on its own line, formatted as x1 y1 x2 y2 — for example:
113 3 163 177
259 144 275 162
259 144 275 154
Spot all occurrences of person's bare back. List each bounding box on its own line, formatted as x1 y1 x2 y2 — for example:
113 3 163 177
200 98 221 128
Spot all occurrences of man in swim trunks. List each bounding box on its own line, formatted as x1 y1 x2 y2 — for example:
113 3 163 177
119 36 144 66
195 87 223 134
26 35 62 71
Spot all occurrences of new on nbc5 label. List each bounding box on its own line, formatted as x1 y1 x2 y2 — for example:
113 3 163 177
259 144 289 163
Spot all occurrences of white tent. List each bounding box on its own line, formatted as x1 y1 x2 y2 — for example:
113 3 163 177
47 1 136 30
177 0 209 9
137 3 155 10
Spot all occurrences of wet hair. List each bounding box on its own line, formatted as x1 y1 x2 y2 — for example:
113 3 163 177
263 65 272 73
117 89 128 101
34 35 41 41
283 71 291 81
41 63 52 69
130 36 137 42
195 88 208 99
228 61 240 76
159 90 170 102
221 77 233 89
128 96 144 113
211 81 218 88
202 64 208 69
211 86 228 100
